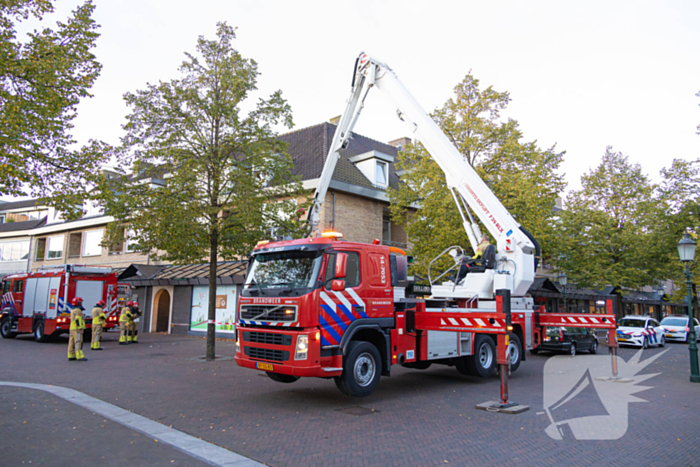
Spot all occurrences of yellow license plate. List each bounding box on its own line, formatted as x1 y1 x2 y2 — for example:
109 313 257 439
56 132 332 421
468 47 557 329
618 338 627 342
256 362 274 371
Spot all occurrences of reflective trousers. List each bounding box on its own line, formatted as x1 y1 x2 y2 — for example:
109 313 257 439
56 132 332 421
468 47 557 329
119 322 130 343
68 330 85 360
91 324 103 349
129 321 138 342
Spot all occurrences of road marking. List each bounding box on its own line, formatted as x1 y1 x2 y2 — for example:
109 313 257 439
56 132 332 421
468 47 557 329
0 381 263 467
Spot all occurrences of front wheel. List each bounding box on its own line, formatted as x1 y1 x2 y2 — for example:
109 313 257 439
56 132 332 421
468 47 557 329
337 341 382 397
266 372 300 384
589 339 598 354
642 337 649 349
659 335 665 348
1 317 17 339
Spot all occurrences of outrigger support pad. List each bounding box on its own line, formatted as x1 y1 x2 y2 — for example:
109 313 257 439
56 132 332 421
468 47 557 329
476 289 529 415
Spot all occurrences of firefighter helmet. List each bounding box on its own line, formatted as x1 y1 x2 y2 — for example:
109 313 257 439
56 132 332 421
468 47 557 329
96 300 106 307
70 297 84 305
126 301 133 307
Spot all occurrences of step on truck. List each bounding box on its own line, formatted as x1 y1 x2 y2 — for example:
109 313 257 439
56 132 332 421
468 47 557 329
233 53 618 397
1 265 120 342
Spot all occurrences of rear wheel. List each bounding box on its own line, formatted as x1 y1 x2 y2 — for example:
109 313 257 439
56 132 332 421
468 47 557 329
507 334 522 372
642 337 649 349
34 320 50 343
1 317 17 339
659 335 665 348
337 341 381 397
569 343 576 356
266 372 300 384
462 335 496 378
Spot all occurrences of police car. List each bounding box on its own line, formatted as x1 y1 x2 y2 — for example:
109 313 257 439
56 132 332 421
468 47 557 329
616 316 665 348
660 315 700 343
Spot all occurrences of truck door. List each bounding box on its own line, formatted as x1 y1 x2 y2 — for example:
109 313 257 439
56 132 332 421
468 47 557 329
318 250 365 346
11 278 25 316
75 280 105 315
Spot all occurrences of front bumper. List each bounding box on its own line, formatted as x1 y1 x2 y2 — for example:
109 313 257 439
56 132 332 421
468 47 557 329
617 334 644 346
538 341 574 353
234 327 342 378
663 330 687 342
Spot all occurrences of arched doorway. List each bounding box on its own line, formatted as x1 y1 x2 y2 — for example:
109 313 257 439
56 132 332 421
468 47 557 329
154 289 171 333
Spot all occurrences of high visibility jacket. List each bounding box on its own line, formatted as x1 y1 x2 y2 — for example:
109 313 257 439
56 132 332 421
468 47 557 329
92 306 106 325
120 307 133 323
472 240 490 259
70 307 86 331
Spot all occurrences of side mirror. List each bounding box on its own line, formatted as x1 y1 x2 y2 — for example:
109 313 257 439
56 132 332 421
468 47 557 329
331 279 345 291
335 253 348 279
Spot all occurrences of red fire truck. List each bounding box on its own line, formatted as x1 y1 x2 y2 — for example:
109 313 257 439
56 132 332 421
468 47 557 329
234 53 618 398
0 265 120 342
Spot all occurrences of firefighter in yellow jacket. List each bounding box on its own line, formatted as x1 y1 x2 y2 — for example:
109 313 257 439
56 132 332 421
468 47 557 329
119 301 133 345
91 300 107 350
68 297 87 361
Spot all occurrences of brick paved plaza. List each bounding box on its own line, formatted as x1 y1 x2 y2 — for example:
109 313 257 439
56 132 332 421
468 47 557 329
1 331 699 466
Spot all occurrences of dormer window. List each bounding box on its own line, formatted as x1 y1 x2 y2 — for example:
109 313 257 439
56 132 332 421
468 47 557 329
349 150 394 188
375 161 388 186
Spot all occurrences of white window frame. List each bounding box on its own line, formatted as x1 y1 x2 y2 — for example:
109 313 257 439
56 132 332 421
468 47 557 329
46 234 65 260
82 229 104 257
375 160 388 187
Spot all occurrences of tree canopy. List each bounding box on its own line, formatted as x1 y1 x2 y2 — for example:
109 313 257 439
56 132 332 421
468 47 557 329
388 72 565 278
1 0 106 215
102 23 304 360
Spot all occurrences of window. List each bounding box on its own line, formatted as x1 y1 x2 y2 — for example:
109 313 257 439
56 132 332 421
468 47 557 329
82 229 104 256
375 161 388 186
35 238 46 260
12 280 23 293
382 212 391 242
325 251 361 289
126 229 139 252
0 215 4 224
68 233 82 258
0 241 30 262
47 235 64 259
2 281 9 294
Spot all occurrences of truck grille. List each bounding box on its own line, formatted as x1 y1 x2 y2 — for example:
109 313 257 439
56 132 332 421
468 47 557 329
243 331 292 346
245 346 289 362
240 305 297 322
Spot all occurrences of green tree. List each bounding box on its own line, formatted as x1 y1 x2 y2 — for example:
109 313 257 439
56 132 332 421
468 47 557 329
388 72 565 278
554 147 665 289
658 158 700 306
1 1 106 215
103 23 304 360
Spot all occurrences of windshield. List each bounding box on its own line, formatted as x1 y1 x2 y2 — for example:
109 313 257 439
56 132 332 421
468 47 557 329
245 250 324 289
618 318 646 328
660 317 687 326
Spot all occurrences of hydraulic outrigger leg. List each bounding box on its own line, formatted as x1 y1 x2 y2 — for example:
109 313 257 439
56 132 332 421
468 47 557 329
476 290 530 414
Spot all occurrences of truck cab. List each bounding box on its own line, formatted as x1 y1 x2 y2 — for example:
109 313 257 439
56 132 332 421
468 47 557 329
235 232 413 396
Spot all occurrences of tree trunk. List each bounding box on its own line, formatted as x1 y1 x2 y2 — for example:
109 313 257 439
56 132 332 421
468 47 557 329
206 228 218 361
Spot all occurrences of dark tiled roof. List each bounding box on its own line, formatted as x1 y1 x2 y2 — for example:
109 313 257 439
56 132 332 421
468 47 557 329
0 218 46 233
118 261 247 286
0 199 40 211
279 122 401 191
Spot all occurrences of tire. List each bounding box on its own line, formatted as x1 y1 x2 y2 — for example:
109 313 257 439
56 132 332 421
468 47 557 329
659 335 665 348
334 376 350 395
1 317 17 339
34 320 50 343
463 335 496 378
569 343 576 356
266 372 300 384
589 339 598 354
337 341 382 397
507 334 522 372
642 337 649 349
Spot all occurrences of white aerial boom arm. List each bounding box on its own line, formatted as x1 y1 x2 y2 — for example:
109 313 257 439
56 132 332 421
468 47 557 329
308 52 538 296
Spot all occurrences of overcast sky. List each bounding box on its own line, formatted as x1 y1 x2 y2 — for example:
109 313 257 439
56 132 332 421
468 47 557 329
34 0 700 195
